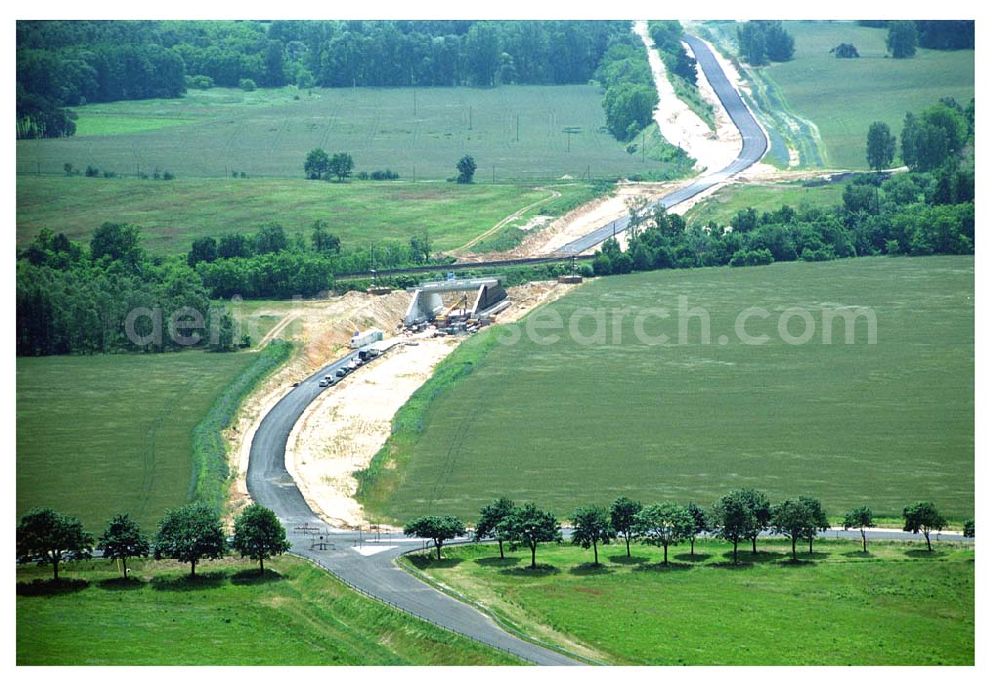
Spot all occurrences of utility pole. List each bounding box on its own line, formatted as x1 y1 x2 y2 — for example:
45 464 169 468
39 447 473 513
515 113 519 142
468 105 473 131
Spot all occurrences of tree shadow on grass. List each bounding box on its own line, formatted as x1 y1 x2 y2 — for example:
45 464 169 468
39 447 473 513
905 549 946 559
231 568 284 586
776 558 818 567
474 556 521 568
609 554 649 565
407 554 462 570
504 564 559 577
673 553 711 563
97 577 146 591
798 551 830 562
742 550 784 564
636 561 694 573
150 571 227 592
569 563 611 576
708 560 755 569
16 578 89 597
843 550 876 559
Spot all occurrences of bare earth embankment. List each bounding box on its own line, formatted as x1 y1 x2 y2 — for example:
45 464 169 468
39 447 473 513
280 281 580 528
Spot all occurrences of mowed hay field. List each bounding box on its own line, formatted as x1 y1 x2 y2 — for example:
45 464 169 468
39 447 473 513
362 256 973 523
707 21 974 169
17 350 259 531
16 556 518 665
408 540 974 665
16 85 669 181
17 176 589 256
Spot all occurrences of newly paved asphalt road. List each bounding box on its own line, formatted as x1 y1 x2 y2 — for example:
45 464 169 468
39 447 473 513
552 33 769 257
246 350 583 665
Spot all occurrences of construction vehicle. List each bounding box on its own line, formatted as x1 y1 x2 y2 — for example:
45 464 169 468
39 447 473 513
349 329 383 349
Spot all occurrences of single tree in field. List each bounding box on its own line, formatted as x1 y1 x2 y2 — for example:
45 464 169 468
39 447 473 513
886 21 918 59
831 43 860 58
328 152 354 182
637 502 696 565
503 503 561 568
153 503 227 576
800 496 829 553
98 513 150 580
734 488 770 554
866 121 896 214
310 220 341 254
403 515 467 560
610 496 642 558
902 502 947 552
233 504 291 574
962 520 974 538
304 147 329 179
843 506 875 553
685 503 709 556
456 154 477 184
17 508 94 581
770 498 817 561
474 497 516 559
571 505 615 565
712 491 755 565
866 122 896 173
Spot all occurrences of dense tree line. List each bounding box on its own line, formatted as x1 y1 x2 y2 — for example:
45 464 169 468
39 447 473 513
591 98 974 276
17 504 289 581
15 214 442 355
737 21 795 66
17 20 631 138
15 224 226 356
594 32 656 142
192 225 436 299
647 21 698 85
859 20 974 51
16 39 185 138
900 98 974 172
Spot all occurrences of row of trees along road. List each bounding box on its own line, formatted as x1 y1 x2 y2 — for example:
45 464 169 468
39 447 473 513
410 493 967 569
16 503 290 581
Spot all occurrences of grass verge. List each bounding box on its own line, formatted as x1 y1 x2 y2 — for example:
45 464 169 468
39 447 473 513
16 555 520 665
189 340 293 508
407 539 974 665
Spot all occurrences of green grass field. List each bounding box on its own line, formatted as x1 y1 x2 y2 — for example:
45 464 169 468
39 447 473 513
16 85 678 182
17 350 261 531
16 176 600 256
16 555 517 665
361 256 974 523
684 179 849 227
700 21 974 169
407 540 974 665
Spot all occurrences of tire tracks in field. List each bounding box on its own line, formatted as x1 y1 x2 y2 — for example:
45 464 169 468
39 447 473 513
451 187 562 255
136 381 197 522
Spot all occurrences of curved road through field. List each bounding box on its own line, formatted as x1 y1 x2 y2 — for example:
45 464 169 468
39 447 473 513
246 34 969 666
553 33 768 256
247 351 583 665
